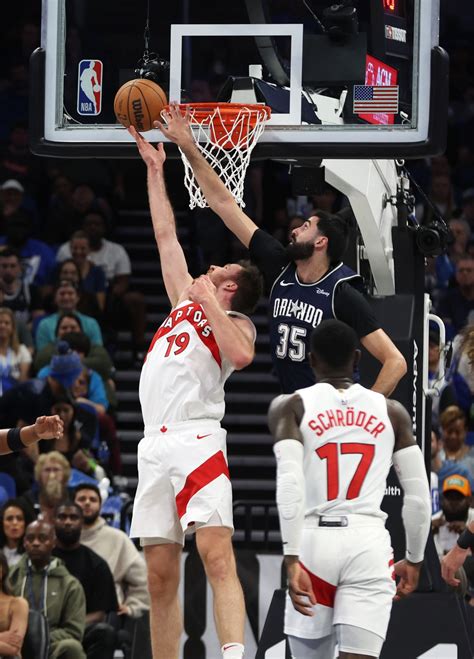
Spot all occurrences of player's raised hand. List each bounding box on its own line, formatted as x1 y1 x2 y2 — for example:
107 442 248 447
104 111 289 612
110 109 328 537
287 561 316 616
188 275 217 305
34 415 64 440
128 125 166 168
393 559 421 600
154 102 194 147
441 544 470 587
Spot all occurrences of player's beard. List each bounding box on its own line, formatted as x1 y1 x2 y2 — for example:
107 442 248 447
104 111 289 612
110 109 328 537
285 239 315 261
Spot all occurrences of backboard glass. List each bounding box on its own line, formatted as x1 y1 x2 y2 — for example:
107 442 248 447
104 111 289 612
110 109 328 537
30 0 448 159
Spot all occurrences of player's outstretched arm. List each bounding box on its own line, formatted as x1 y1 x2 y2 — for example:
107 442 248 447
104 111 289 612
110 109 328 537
268 395 316 614
360 329 407 397
154 104 258 248
0 415 63 455
128 126 192 306
388 400 431 598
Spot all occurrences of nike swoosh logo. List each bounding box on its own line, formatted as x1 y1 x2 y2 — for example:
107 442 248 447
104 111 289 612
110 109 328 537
280 281 294 286
197 433 212 439
223 645 239 651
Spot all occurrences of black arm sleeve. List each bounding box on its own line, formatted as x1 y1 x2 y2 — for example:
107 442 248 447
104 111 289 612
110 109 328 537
334 283 380 338
248 229 289 291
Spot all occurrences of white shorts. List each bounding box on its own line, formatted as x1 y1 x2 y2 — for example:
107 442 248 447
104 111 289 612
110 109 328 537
129 421 233 545
285 516 396 641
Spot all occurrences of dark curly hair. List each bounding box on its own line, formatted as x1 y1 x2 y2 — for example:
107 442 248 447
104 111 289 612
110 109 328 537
230 260 263 315
0 498 35 557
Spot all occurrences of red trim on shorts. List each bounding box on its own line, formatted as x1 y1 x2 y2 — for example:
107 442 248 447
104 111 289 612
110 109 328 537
146 302 221 367
389 558 395 580
175 450 229 519
299 562 337 608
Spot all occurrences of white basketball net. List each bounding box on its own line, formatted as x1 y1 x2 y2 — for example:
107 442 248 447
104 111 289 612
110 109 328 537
174 105 270 210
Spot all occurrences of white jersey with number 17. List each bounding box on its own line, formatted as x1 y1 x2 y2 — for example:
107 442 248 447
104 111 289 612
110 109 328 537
297 382 395 520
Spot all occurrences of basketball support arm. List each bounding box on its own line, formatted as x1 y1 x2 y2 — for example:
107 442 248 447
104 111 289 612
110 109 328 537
322 158 399 296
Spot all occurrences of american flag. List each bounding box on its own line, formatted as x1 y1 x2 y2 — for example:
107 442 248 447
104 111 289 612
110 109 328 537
353 85 399 114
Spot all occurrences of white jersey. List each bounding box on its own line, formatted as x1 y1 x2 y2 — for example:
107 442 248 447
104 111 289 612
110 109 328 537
139 299 255 428
297 382 395 520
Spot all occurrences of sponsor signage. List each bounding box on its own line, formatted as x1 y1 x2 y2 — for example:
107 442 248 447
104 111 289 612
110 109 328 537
359 55 398 125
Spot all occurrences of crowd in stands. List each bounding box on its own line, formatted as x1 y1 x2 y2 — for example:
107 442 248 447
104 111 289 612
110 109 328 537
0 7 154 655
0 0 474 654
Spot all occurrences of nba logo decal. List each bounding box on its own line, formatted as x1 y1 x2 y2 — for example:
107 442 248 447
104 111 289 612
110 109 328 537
77 59 103 116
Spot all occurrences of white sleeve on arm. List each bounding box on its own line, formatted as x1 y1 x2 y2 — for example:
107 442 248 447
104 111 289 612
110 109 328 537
392 444 431 563
273 439 305 556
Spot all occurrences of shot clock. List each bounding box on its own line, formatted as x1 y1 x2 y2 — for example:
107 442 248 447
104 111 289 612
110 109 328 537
383 0 406 19
381 0 409 58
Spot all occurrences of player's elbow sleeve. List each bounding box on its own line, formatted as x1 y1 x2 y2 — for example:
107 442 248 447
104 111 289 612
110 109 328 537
393 445 431 563
276 471 303 520
274 439 305 555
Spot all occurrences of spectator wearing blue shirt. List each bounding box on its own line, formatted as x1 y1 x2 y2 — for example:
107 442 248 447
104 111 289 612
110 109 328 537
0 204 55 289
37 364 109 413
35 280 103 350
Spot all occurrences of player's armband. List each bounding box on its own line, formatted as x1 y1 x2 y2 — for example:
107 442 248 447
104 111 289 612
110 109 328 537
392 445 431 563
273 439 305 556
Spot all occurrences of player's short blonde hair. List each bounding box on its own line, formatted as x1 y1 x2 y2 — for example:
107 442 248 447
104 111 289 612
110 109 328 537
34 451 71 484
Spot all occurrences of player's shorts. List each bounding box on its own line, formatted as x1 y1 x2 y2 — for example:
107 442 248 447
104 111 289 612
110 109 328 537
285 514 396 642
129 420 233 545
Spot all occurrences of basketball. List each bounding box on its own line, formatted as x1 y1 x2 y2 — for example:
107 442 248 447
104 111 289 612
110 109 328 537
114 79 168 132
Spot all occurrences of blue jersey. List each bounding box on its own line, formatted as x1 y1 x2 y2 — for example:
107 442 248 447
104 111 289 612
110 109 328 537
269 262 362 393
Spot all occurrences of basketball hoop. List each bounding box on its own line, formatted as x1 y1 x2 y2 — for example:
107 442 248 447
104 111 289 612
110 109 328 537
161 103 271 209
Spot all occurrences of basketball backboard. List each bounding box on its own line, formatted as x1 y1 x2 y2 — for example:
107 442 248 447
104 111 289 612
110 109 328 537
30 0 448 159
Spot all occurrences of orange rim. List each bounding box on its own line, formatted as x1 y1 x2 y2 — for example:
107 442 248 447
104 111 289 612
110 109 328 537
163 102 271 126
